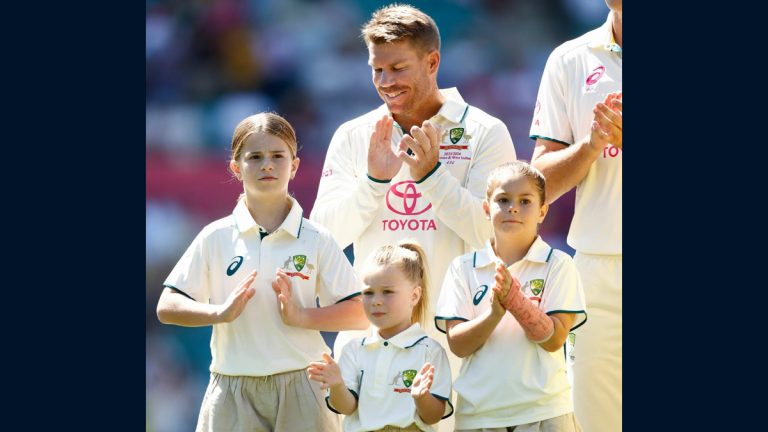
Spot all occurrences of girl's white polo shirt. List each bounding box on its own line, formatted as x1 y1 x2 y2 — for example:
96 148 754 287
330 323 453 432
163 197 362 377
435 237 587 429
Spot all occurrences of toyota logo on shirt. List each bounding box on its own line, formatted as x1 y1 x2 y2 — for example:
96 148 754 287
386 181 432 216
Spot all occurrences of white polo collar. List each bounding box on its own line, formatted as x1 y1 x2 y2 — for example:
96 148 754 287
472 236 553 268
588 13 622 54
362 323 428 349
232 197 304 238
434 87 469 125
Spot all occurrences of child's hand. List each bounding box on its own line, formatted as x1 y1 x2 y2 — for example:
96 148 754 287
411 362 435 400
492 264 521 311
307 352 343 390
490 264 511 315
216 270 257 323
272 269 305 327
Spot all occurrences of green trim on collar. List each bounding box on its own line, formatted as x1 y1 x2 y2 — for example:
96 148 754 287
459 104 469 123
297 218 303 238
404 335 428 349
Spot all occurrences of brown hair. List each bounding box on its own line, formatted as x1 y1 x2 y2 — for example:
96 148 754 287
229 112 297 176
366 240 430 327
486 160 547 205
361 4 440 55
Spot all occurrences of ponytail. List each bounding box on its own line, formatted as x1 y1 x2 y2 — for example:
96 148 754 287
366 240 430 327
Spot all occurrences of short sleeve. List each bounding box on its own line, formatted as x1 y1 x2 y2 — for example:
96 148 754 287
316 229 362 307
163 229 211 303
530 51 574 146
541 253 587 331
434 256 474 333
339 339 361 391
427 342 454 419
325 337 362 414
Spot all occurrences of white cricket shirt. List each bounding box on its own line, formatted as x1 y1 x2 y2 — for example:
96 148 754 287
311 87 517 319
164 197 362 376
529 14 622 255
331 323 453 432
435 237 587 428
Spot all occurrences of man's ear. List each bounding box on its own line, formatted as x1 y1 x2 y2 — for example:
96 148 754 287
427 50 440 75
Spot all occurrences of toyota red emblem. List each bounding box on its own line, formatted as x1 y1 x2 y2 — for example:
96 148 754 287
585 65 605 85
386 181 432 216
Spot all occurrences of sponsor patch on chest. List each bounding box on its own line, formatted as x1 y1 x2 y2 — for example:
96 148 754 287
439 127 472 165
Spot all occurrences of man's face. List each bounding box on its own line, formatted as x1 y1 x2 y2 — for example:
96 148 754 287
368 40 436 118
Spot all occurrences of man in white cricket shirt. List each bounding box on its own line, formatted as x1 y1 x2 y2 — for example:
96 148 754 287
310 5 517 430
529 1 622 431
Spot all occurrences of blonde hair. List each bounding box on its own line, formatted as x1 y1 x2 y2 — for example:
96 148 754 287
366 240 430 327
486 160 546 205
361 4 440 55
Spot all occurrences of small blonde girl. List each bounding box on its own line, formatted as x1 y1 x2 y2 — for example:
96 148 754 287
308 241 454 432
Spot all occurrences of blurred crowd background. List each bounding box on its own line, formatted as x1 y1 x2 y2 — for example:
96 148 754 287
146 0 610 430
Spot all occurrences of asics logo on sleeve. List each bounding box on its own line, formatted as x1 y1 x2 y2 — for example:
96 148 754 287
226 256 244 276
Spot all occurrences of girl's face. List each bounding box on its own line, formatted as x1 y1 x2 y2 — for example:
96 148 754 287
483 174 548 242
361 263 421 340
230 132 299 197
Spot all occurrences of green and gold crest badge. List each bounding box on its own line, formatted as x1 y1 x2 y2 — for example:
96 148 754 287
292 255 307 272
401 369 417 388
449 127 464 144
529 279 544 296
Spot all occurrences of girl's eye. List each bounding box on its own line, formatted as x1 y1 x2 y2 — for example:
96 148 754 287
362 291 373 296
497 197 508 203
521 199 531 205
